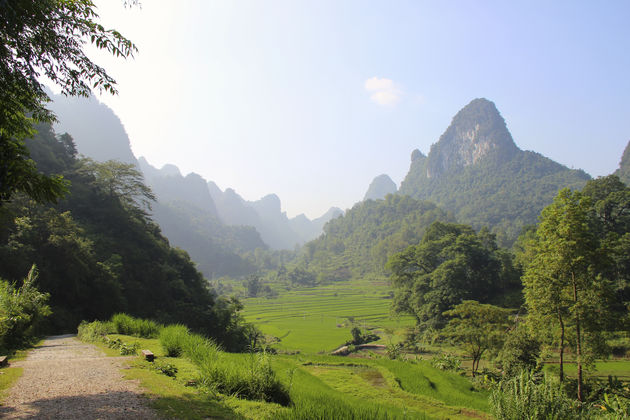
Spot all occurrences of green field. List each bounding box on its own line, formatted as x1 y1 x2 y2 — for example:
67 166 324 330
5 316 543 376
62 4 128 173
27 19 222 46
242 280 414 353
87 333 490 419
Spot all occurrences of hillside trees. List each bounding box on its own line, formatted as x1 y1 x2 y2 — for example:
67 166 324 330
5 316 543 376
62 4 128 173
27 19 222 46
522 188 614 401
0 0 135 205
302 195 452 282
387 221 521 328
0 124 255 350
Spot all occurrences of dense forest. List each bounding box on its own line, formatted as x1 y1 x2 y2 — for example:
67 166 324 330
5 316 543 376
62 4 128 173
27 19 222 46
0 123 252 351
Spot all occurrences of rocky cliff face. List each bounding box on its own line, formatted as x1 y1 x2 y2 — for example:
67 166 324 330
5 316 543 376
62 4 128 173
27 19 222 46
49 93 137 164
364 174 397 200
425 98 518 178
398 98 590 246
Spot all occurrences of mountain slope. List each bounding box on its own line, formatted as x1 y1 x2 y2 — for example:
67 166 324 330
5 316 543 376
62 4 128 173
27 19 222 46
399 98 590 245
301 195 453 281
364 174 397 200
208 182 342 249
48 93 137 164
615 140 630 185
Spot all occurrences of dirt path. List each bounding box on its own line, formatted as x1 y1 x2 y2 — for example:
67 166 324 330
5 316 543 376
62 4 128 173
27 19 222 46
0 335 161 419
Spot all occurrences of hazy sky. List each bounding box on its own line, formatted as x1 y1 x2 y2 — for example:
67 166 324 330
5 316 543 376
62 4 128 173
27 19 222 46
82 0 629 219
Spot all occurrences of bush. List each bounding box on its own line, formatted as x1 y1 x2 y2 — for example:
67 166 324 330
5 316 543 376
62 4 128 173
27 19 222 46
155 361 178 377
0 266 51 353
496 327 540 377
119 341 139 356
111 313 161 338
159 324 189 357
158 324 289 404
77 320 113 342
431 353 462 372
198 352 290 404
490 370 578 419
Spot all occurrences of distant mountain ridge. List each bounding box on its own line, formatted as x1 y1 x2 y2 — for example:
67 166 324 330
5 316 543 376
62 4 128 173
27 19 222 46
399 98 591 245
50 94 340 257
206 179 342 249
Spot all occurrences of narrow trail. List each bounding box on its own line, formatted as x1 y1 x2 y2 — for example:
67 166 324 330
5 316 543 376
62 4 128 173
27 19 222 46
0 335 160 419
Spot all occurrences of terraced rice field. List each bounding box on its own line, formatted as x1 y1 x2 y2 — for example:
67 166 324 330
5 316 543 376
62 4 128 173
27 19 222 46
242 281 414 353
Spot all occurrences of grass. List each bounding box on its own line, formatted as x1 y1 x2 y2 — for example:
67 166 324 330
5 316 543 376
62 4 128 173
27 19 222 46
242 279 414 353
0 367 23 400
81 328 488 419
545 359 630 381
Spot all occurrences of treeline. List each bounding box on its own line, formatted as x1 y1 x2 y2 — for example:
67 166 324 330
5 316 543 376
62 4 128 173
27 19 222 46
388 175 630 404
0 123 252 351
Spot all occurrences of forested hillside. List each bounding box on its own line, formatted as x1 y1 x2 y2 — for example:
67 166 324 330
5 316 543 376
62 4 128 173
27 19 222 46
399 98 591 246
0 124 250 350
299 194 453 282
138 157 266 278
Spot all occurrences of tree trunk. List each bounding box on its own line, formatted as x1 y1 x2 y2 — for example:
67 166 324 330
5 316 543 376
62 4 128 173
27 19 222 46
558 309 565 383
573 273 583 402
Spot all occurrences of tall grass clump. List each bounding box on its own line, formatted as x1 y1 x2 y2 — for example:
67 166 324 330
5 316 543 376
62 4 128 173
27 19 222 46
111 313 161 338
159 324 190 357
77 320 113 342
158 325 289 404
275 392 414 420
490 370 578 419
199 352 290 404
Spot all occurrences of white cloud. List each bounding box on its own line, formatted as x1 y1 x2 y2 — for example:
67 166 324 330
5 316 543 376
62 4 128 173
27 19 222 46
364 76 402 106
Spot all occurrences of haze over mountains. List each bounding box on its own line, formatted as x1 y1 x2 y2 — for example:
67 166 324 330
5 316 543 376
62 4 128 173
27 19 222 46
49 93 629 279
49 93 342 276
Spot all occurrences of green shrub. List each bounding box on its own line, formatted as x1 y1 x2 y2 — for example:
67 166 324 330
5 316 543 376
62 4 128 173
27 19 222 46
197 352 290 404
119 341 139 356
111 313 161 338
431 353 462 372
77 320 113 342
0 266 51 353
490 370 578 419
159 324 189 357
155 361 178 377
158 324 289 405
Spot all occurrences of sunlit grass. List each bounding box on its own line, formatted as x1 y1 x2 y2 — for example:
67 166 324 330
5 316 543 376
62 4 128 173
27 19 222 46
242 280 414 353
0 367 23 399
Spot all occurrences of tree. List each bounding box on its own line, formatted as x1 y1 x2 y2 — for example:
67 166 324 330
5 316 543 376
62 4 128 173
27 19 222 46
442 300 511 377
1 0 136 205
78 159 156 212
387 221 519 328
522 188 614 401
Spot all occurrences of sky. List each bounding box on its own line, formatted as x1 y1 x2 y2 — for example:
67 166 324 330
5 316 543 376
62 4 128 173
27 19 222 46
78 0 630 219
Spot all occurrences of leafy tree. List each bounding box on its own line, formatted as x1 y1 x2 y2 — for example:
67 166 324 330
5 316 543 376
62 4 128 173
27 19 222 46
522 188 614 401
246 275 263 298
442 300 511 377
497 325 541 377
387 221 520 328
0 265 51 352
581 175 630 314
0 0 136 205
78 158 156 212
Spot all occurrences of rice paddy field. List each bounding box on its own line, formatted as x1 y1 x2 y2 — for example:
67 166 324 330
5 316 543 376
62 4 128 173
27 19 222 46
241 280 415 353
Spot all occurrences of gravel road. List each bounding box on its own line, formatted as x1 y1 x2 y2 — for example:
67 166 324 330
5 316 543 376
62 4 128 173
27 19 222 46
0 335 161 419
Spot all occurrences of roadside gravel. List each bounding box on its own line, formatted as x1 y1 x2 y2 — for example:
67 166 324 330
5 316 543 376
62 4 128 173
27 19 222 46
0 334 161 419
